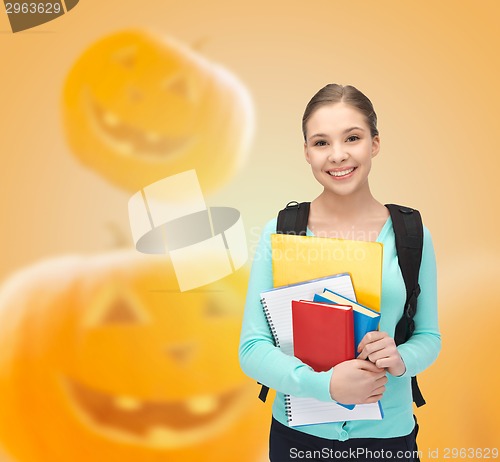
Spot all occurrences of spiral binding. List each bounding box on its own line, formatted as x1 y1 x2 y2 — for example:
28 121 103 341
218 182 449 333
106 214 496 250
261 297 293 421
260 297 280 347
284 395 293 423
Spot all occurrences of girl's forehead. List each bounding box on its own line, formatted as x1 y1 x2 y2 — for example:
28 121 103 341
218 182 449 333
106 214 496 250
308 103 368 130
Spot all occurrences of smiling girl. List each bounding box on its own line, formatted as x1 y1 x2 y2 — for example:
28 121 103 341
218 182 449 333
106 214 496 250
239 84 441 461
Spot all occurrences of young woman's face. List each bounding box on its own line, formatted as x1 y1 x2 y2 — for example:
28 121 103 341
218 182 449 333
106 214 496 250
303 102 380 197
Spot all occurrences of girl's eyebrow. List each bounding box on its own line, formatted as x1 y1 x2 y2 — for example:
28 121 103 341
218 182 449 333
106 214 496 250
343 126 365 134
308 127 365 141
308 133 329 140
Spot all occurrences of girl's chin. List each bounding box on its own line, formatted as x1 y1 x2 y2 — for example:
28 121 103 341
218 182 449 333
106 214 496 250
320 182 368 198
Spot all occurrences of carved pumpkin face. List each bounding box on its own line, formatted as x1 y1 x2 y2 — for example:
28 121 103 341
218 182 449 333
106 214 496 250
0 251 268 461
62 29 253 194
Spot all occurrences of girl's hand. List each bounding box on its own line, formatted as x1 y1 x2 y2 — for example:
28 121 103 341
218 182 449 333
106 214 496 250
329 359 388 404
357 331 406 377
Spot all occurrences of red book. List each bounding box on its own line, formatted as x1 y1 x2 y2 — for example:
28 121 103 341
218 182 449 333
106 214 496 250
292 300 354 372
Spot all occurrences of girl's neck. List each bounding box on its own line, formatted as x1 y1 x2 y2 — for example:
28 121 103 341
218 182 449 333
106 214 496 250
312 184 381 222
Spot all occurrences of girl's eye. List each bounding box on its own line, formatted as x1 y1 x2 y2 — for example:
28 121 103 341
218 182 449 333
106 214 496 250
314 140 327 146
346 135 359 142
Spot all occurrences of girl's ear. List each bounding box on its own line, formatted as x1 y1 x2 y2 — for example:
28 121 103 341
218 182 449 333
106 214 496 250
371 135 381 158
304 142 311 164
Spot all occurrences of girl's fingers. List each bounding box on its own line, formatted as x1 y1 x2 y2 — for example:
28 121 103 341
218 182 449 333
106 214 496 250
367 345 398 363
357 331 389 352
375 374 388 385
357 359 384 373
372 384 386 396
373 358 390 369
364 393 384 404
358 338 393 360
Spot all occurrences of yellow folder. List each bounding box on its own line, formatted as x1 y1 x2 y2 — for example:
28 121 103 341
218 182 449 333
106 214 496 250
271 234 383 311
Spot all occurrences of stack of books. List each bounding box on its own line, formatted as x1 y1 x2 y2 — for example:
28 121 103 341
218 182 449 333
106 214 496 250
260 234 384 427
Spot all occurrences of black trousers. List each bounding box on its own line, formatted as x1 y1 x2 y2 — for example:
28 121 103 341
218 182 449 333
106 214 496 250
269 417 420 462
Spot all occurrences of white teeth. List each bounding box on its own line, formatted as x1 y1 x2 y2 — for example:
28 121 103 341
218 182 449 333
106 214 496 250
147 426 177 444
186 395 218 415
114 396 142 411
328 168 355 177
114 394 218 415
102 111 120 127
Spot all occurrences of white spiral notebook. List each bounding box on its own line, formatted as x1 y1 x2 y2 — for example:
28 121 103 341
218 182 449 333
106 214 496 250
260 273 384 427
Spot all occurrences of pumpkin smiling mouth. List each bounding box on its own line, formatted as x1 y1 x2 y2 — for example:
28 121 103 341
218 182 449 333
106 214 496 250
85 90 196 159
63 377 251 448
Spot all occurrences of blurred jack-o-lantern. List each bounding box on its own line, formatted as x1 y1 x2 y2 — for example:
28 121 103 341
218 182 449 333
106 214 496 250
62 29 254 194
0 251 269 462
415 254 499 453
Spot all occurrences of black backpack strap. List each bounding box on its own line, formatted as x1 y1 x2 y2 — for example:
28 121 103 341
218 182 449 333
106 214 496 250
277 201 310 235
258 201 311 403
385 204 426 407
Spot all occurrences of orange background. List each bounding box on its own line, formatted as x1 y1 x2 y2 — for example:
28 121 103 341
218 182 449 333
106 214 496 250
1 1 499 460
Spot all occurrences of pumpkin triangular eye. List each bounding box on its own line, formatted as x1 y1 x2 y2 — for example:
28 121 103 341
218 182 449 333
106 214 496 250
101 297 142 325
84 286 150 328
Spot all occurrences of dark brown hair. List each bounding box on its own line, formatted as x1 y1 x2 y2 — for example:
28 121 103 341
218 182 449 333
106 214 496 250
302 84 379 141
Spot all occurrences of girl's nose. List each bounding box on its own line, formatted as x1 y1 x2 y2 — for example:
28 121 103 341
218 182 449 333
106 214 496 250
327 146 349 164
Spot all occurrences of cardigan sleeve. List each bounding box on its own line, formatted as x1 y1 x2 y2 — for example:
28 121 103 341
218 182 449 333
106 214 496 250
397 225 442 377
238 218 335 402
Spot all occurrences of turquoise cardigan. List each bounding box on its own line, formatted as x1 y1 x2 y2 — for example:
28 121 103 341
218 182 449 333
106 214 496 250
238 216 441 440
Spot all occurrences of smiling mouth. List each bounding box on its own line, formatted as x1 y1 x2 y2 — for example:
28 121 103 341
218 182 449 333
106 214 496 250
85 91 196 159
62 376 250 448
327 167 357 177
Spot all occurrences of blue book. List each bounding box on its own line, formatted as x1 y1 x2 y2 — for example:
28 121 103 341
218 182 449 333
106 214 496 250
312 291 382 412
313 290 381 354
